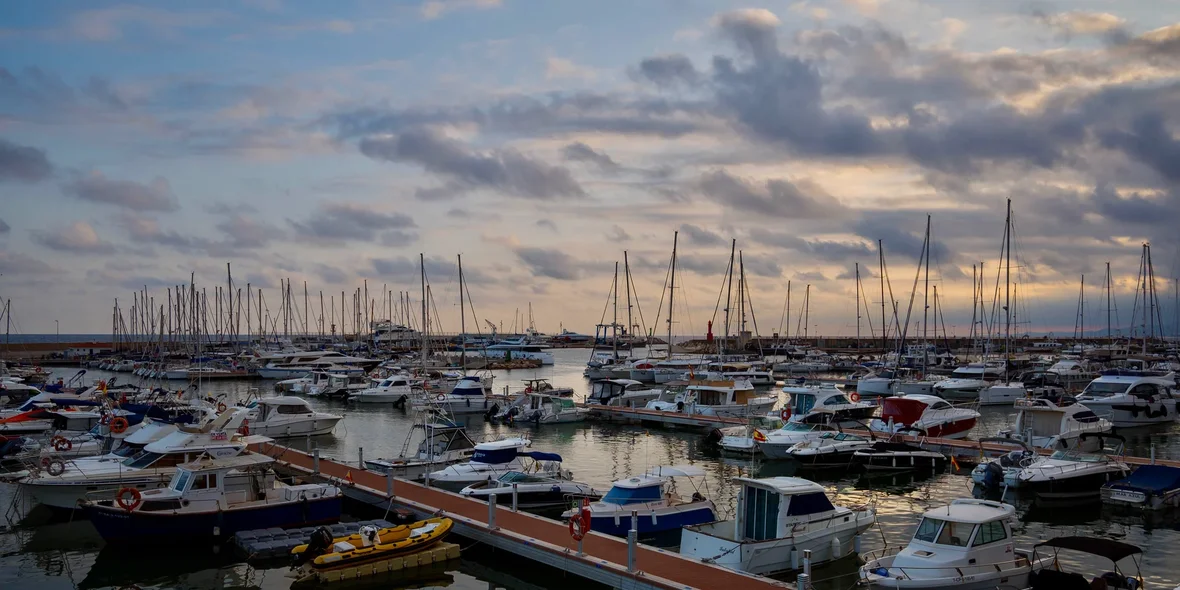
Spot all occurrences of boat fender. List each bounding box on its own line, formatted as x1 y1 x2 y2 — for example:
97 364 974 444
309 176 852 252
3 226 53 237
238 420 250 436
436 394 446 402
830 536 842 558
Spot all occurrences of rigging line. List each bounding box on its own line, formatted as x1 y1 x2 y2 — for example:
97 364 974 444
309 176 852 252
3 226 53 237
710 249 735 329
651 250 675 345
626 260 651 343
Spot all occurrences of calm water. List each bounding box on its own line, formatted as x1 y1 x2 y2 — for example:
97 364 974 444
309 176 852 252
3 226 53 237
3 348 1180 589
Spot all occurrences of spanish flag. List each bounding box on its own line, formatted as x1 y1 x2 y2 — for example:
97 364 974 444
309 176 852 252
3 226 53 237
346 470 354 483
752 429 767 443
950 456 960 471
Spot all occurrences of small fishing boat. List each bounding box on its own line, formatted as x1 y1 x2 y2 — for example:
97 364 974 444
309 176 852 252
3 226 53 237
786 431 873 466
1025 536 1145 590
1101 464 1180 510
459 471 599 509
82 453 341 542
680 476 875 575
242 397 342 438
424 437 565 491
411 375 502 415
562 465 716 540
364 415 475 479
290 517 454 582
492 392 588 425
754 422 841 459
645 379 776 419
1004 434 1131 499
860 499 1050 590
868 394 979 439
587 379 664 408
348 375 412 404
852 441 948 471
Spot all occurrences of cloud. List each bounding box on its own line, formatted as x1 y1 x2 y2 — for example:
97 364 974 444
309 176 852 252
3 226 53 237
370 255 495 284
698 170 845 218
1097 113 1180 183
358 128 585 200
214 215 284 248
446 208 471 219
380 230 419 247
288 203 416 241
561 142 619 171
536 219 557 232
545 57 596 81
0 218 9 233
605 224 630 242
633 54 699 88
0 251 57 275
31 221 116 254
67 5 228 42
117 212 197 250
0 138 53 183
1034 10 1127 40
793 271 828 282
514 247 582 280
679 223 725 246
63 171 179 211
315 263 350 284
420 0 501 20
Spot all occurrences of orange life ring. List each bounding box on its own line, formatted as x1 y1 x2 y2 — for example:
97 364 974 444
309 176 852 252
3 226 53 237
850 392 861 403
52 436 72 452
217 402 228 413
568 498 592 541
780 407 792 421
116 487 142 511
109 417 129 434
35 366 42 374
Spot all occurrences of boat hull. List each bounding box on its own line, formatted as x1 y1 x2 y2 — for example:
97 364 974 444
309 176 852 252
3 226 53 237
250 418 340 438
83 495 342 542
587 503 716 538
853 452 947 472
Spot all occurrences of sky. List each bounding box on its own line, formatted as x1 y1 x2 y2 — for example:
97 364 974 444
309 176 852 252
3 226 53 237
1 0 1179 339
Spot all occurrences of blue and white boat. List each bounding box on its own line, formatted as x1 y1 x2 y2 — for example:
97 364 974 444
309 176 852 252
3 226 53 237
563 465 716 540
1101 464 1180 510
425 437 565 491
82 453 341 542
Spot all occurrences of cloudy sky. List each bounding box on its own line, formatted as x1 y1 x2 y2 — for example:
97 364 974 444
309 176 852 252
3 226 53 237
2 0 1179 339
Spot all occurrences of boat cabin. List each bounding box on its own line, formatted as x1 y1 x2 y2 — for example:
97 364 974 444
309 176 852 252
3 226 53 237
252 397 318 421
895 500 1018 569
734 477 842 541
879 395 953 426
588 379 657 407
411 423 475 461
679 382 757 406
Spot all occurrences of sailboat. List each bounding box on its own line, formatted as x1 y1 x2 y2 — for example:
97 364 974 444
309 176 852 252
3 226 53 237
977 200 1029 406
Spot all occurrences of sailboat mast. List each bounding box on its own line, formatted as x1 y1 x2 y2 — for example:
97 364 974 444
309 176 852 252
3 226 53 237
878 240 886 354
855 262 862 352
459 254 466 371
804 284 811 339
786 281 791 342
668 231 678 357
739 251 747 335
922 214 931 369
722 239 736 356
624 251 633 346
419 253 427 371
1004 198 1012 380
1106 261 1113 346
612 261 619 359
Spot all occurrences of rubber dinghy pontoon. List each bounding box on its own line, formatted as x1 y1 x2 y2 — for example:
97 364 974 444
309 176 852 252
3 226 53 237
290 517 453 574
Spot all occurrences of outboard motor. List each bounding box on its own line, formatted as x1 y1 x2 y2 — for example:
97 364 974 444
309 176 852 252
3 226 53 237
982 462 1004 487
483 403 500 422
358 525 379 547
391 394 408 410
291 526 334 567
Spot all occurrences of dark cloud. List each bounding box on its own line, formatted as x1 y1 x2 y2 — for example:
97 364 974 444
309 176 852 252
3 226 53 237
605 224 630 242
676 254 726 276
1097 113 1180 183
835 265 877 280
359 128 585 200
31 221 116 254
0 251 57 275
699 170 845 217
117 212 198 250
0 218 9 233
214 215 284 248
633 54 700 87
315 264 350 284
446 208 471 219
851 216 951 263
561 142 619 171
370 255 495 284
793 271 828 282
288 203 416 241
1089 183 1179 225
513 247 581 280
379 230 419 247
63 171 179 211
679 223 725 246
0 138 53 183
739 253 783 278
536 219 558 232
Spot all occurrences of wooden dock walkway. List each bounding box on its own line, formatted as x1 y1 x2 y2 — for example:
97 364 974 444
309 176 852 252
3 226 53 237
252 442 794 590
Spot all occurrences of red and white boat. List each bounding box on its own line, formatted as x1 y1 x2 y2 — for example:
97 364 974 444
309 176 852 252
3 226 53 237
868 394 979 439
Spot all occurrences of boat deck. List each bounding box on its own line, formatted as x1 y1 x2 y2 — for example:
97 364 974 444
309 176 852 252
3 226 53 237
252 442 793 590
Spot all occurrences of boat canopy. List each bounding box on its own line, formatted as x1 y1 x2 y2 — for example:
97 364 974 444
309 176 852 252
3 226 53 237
1108 465 1180 495
1034 536 1142 562
603 481 663 504
645 465 705 478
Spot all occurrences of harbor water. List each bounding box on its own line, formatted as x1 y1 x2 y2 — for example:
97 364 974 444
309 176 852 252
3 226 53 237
3 347 1180 589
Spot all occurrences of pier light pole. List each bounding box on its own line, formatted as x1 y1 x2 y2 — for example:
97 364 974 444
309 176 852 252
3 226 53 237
55 320 59 344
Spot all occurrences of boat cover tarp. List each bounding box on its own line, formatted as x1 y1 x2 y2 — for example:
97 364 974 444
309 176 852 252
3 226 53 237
520 451 563 462
48 398 103 407
1109 464 1180 494
1034 536 1141 562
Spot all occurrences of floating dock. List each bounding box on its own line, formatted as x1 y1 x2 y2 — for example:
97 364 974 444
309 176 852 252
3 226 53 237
253 442 794 590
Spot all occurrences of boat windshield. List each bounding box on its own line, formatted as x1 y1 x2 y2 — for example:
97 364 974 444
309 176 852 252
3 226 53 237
114 443 144 458
171 470 192 491
782 423 819 432
602 484 662 505
913 517 975 547
1082 382 1131 397
497 471 535 483
122 450 163 469
1049 450 1106 462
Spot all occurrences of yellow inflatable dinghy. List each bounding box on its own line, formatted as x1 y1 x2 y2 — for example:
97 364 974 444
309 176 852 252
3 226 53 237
292 517 454 571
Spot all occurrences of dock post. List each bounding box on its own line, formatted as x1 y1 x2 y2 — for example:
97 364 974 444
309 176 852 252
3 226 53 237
627 510 638 573
386 474 393 498
795 573 810 590
488 492 498 530
1151 443 1156 465
359 446 364 469
854 534 862 554
802 549 812 583
511 483 519 512
313 444 320 474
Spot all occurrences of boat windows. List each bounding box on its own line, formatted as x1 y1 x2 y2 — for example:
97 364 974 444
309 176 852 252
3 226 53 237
936 520 974 547
972 520 1007 546
823 395 852 406
171 470 192 491
785 492 835 516
114 443 143 458
1074 411 1101 423
782 423 818 432
276 404 311 415
742 485 780 541
603 484 662 505
793 394 817 414
191 473 218 490
1129 384 1159 400
1083 382 1131 397
913 518 944 542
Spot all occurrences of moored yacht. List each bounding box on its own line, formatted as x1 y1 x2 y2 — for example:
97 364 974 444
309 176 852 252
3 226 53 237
754 422 841 459
587 379 663 408
1000 396 1111 451
680 477 875 575
868 394 979 439
562 465 716 540
782 383 876 425
460 471 599 509
242 397 342 438
786 431 873 466
1075 374 1178 428
424 437 564 491
1004 434 1131 499
645 379 776 419
349 375 413 404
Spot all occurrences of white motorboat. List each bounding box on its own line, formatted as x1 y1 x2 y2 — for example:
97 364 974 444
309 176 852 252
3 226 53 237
680 477 875 575
754 422 841 459
860 499 1050 590
587 379 664 408
425 437 564 491
349 375 413 404
645 379 776 419
493 393 588 425
254 351 377 379
460 471 599 509
705 361 775 386
1075 374 1178 427
242 397 341 438
479 338 555 365
19 409 267 510
868 394 979 439
1003 434 1131 499
715 412 786 455
306 373 371 398
364 416 475 479
950 360 1007 380
977 381 1028 406
782 383 876 425
411 375 505 415
786 431 874 466
931 377 990 400
562 465 716 540
1000 396 1111 451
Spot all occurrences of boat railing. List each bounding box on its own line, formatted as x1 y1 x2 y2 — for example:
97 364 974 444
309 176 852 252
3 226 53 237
789 506 874 534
